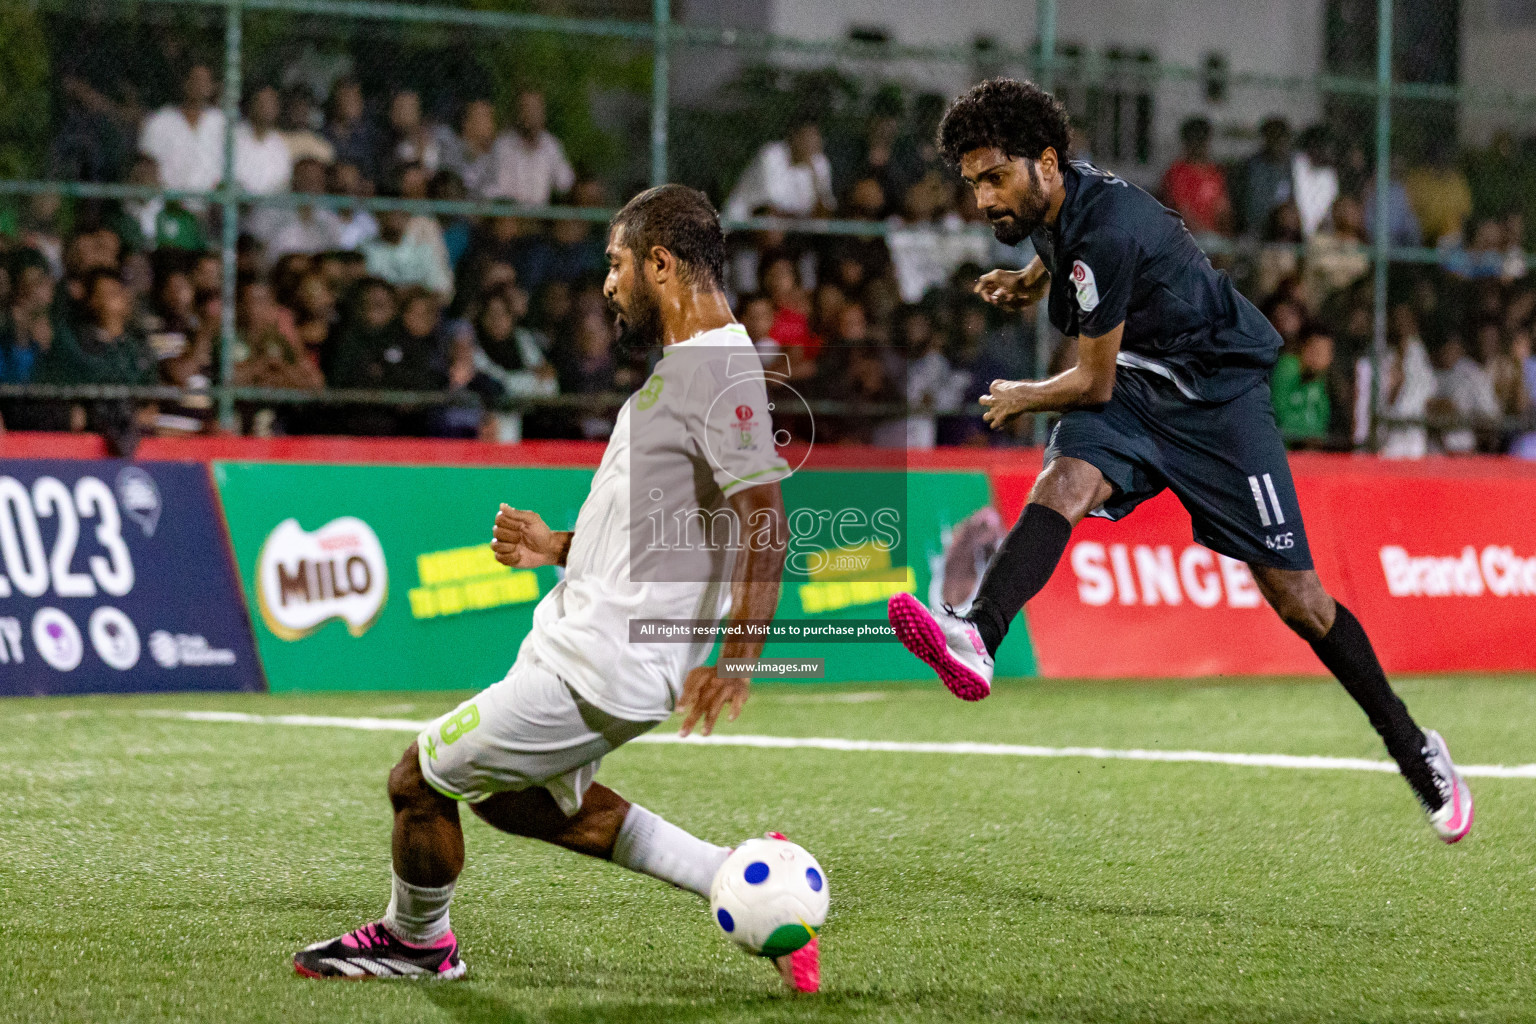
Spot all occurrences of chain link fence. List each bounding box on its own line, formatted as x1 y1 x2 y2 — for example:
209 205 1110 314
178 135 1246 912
1 0 1534 454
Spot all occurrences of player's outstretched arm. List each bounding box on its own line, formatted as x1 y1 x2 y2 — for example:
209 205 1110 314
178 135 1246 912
491 503 573 568
980 321 1124 428
677 481 788 737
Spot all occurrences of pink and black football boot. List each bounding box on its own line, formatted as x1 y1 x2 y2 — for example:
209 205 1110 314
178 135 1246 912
294 920 465 980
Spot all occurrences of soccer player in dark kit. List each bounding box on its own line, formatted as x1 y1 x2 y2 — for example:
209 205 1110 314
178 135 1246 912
887 78 1473 843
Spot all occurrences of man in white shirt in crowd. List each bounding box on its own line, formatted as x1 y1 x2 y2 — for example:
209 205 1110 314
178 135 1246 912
328 161 380 251
437 100 499 198
724 121 836 222
235 84 294 196
251 157 341 263
364 204 453 300
139 62 226 212
487 90 575 207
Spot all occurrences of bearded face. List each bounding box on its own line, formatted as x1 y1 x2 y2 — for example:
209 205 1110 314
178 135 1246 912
607 259 664 352
985 159 1051 246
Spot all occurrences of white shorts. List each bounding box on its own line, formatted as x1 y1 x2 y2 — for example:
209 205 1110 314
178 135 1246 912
417 654 659 815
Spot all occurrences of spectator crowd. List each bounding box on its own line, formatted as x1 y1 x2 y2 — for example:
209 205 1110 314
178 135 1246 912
3 50 1535 457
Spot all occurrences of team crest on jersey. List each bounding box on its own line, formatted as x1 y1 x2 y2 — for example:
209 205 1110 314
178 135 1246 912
636 374 665 411
1071 260 1100 313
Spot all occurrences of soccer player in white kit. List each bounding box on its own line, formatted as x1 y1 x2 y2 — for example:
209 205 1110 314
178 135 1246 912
294 185 821 992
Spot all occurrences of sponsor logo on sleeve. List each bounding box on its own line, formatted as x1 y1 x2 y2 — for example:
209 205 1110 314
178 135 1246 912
1071 260 1100 313
256 517 388 640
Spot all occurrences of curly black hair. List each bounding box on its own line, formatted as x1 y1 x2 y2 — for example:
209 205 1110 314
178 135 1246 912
937 78 1072 167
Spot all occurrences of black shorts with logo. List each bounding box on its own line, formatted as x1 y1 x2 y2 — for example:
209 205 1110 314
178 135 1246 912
1044 365 1313 571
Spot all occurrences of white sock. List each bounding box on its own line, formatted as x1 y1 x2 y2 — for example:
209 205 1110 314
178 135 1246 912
383 871 455 945
611 804 731 898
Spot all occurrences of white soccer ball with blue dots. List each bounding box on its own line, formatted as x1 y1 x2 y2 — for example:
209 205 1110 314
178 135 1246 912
709 836 829 957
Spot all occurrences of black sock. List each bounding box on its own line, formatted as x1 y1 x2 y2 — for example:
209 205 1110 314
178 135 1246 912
1309 603 1439 809
965 504 1074 657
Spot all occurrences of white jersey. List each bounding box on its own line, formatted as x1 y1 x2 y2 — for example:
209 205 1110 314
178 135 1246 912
524 324 789 721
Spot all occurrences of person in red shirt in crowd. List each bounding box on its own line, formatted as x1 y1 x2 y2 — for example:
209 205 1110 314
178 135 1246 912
761 254 822 374
1161 116 1233 236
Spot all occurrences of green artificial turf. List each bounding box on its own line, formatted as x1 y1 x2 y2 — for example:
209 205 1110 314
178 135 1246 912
4 674 1536 1022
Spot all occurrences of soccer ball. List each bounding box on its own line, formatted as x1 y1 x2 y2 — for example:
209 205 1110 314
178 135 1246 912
709 837 829 957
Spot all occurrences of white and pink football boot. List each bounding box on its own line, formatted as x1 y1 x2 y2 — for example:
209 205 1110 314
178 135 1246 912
887 593 994 701
1422 729 1474 843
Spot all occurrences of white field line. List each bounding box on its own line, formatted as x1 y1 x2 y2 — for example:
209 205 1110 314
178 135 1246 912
136 709 1536 780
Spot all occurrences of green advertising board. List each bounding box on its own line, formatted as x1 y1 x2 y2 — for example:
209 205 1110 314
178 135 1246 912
213 461 1034 692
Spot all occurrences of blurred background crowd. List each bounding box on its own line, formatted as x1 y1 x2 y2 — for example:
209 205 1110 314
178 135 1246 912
2 19 1535 457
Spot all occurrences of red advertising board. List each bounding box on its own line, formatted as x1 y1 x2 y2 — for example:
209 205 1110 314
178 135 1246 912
991 455 1536 678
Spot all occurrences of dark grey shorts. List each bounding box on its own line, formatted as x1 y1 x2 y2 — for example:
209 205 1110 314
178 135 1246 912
1045 365 1313 571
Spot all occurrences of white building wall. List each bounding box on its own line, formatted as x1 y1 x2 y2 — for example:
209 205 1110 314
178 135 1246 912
1459 0 1536 145
758 0 1327 182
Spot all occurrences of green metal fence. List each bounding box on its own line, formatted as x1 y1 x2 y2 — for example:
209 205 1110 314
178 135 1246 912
3 0 1535 444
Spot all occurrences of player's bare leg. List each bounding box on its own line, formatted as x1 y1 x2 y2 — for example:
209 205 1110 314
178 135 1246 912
890 457 1111 697
471 784 821 992
294 743 468 978
1250 566 1472 842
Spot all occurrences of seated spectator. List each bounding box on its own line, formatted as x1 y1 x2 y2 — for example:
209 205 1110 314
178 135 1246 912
324 276 393 382
331 284 446 391
1290 125 1337 238
737 292 782 366
1303 196 1369 308
158 289 222 434
1510 326 1536 459
1404 143 1474 246
465 284 558 442
363 199 452 300
429 170 473 268
1255 202 1303 301
323 77 382 181
116 157 207 252
36 268 156 451
517 179 608 290
0 249 55 385
436 100 499 198
142 267 198 360
551 302 623 439
254 157 342 261
1354 305 1436 458
386 89 440 176
328 162 379 251
279 85 335 166
1443 218 1508 281
291 270 338 362
138 61 225 211
17 192 65 278
761 254 821 371
231 278 324 392
724 122 836 221
1239 116 1292 236
1362 155 1423 247
901 305 971 449
1432 335 1501 454
235 84 294 196
1271 326 1334 446
1161 116 1232 235
487 90 575 207
1476 320 1528 427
